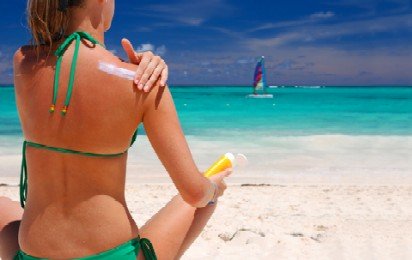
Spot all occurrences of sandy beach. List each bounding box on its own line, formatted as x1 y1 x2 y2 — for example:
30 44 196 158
1 180 411 259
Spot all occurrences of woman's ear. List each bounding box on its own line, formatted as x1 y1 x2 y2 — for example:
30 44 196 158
101 0 115 32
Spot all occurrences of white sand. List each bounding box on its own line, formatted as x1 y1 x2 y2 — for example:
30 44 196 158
3 135 412 182
1 134 412 258
1 182 411 260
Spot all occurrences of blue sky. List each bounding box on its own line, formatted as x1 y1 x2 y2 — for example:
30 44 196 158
0 0 411 85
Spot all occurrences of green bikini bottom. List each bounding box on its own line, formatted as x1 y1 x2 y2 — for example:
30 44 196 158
14 236 157 260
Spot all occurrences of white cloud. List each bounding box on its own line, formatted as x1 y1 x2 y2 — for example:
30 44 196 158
0 59 12 74
136 43 167 56
248 11 335 33
136 26 152 32
237 58 254 64
135 0 234 27
136 43 155 52
156 45 167 56
244 13 412 49
333 0 410 9
328 0 411 15
0 48 13 83
310 11 335 19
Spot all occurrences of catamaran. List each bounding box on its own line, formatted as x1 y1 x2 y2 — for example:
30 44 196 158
247 56 273 99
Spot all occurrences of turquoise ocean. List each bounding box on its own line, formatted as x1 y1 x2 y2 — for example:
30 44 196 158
1 85 412 183
2 85 411 136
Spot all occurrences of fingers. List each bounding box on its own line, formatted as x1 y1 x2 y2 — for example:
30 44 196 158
134 51 155 90
221 180 227 190
225 168 233 175
121 39 169 91
208 168 231 199
121 38 140 64
217 180 227 197
144 58 166 91
221 168 233 178
209 168 232 180
160 63 169 87
134 52 144 63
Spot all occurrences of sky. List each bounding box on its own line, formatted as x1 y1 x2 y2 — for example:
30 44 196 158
0 0 411 85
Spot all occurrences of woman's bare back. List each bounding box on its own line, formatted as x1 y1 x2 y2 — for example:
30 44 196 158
13 42 145 258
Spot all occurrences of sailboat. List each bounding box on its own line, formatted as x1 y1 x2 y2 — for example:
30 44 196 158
246 56 274 99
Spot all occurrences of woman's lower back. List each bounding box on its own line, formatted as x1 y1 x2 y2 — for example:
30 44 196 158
18 149 140 258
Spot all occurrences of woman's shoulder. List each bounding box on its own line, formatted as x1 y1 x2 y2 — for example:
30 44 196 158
13 44 59 62
13 45 37 67
83 47 172 115
13 44 62 73
14 45 36 57
76 44 139 82
13 43 137 69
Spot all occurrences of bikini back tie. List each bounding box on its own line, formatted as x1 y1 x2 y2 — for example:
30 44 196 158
50 31 102 115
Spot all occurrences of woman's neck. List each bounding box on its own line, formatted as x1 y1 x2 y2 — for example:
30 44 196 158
66 10 105 44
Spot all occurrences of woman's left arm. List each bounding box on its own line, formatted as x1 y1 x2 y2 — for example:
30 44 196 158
121 38 169 92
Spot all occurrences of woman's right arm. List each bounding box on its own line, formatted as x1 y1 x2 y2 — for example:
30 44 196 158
102 54 227 207
141 84 216 207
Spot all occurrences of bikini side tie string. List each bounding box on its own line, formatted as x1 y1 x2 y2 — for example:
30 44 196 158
139 237 158 260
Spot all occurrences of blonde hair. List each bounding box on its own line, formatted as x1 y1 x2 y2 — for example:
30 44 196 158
27 0 84 50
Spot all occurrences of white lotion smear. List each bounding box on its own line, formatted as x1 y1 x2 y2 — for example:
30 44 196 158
98 61 135 80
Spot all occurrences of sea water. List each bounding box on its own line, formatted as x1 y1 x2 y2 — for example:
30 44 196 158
1 85 412 183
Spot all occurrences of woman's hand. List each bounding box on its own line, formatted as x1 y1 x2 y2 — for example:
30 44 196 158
208 168 233 200
121 38 169 92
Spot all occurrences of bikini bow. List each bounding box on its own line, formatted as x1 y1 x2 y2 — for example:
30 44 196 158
139 237 158 260
51 32 101 115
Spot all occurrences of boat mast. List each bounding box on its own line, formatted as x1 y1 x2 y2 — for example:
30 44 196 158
261 56 267 94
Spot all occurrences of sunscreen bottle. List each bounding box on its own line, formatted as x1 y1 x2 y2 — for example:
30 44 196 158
204 153 248 178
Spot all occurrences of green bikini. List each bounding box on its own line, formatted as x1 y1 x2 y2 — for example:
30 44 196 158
15 32 157 260
14 236 156 260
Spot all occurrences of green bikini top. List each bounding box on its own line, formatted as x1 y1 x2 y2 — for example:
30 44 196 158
20 32 138 208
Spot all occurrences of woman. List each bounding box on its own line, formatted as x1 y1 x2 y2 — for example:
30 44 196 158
0 0 231 259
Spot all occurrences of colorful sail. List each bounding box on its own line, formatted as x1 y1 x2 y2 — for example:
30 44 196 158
253 56 267 92
247 56 274 98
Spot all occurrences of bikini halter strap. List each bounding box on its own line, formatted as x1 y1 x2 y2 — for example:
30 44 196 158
50 31 102 115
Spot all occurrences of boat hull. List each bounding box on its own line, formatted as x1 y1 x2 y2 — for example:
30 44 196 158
246 94 274 99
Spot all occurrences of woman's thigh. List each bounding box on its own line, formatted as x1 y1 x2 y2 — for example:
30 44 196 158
0 197 23 260
137 195 196 260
